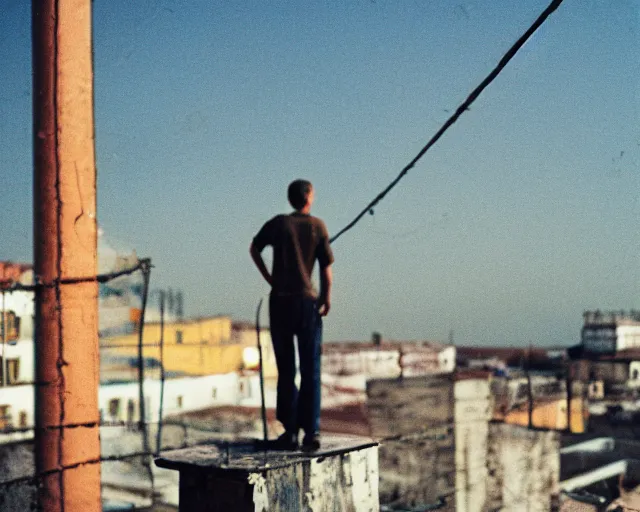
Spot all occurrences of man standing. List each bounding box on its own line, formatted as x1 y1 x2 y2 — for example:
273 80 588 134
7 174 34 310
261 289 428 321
250 180 334 451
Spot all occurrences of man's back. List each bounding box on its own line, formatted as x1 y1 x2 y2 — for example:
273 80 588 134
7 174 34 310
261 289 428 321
252 212 333 297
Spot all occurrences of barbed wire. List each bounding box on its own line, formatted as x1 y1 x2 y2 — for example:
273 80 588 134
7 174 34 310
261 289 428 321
0 430 227 493
0 450 151 491
329 0 564 244
0 257 158 507
0 258 151 293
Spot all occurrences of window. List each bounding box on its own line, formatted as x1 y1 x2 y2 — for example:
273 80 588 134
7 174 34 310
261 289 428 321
19 411 27 428
127 399 135 424
0 357 19 386
0 405 10 429
108 398 121 419
176 330 183 344
176 396 183 408
633 369 639 380
1 311 20 341
238 380 251 399
6 359 19 384
212 388 217 399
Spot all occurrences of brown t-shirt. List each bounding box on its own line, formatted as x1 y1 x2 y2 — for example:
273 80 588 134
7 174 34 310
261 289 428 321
253 212 334 298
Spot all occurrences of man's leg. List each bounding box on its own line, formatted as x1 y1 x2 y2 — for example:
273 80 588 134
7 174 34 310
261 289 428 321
269 295 299 439
296 297 322 447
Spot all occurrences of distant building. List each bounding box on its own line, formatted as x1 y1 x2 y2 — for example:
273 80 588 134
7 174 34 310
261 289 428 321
0 262 32 285
323 336 456 379
567 311 640 396
366 371 561 511
491 374 587 433
101 316 279 381
230 321 277 379
456 346 556 375
0 263 35 387
581 310 640 355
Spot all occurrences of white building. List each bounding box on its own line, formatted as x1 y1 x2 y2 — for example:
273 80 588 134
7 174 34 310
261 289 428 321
582 310 640 354
0 372 276 444
0 290 35 385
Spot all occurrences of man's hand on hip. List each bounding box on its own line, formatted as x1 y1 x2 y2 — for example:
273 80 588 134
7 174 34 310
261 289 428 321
317 296 331 317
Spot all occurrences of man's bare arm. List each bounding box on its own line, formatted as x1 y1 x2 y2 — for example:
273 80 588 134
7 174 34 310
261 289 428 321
318 265 332 316
250 242 273 286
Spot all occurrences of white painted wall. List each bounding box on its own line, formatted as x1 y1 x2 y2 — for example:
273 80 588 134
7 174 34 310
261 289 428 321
322 350 401 379
455 378 491 512
2 290 34 341
0 372 276 445
0 384 34 442
0 339 34 383
439 346 457 374
323 346 456 380
490 423 560 511
617 325 640 351
0 290 35 384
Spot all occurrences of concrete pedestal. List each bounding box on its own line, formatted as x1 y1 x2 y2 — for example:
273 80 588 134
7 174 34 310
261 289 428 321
155 435 379 512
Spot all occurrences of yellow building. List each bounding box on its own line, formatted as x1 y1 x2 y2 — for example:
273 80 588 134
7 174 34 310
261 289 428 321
497 396 587 433
100 316 277 379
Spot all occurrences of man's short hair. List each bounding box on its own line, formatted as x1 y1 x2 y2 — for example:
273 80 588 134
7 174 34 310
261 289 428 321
288 180 313 210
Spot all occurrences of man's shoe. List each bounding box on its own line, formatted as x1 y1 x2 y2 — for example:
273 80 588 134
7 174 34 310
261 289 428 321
273 431 298 451
302 433 321 452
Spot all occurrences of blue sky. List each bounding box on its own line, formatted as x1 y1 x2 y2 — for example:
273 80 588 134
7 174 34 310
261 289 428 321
1 0 638 346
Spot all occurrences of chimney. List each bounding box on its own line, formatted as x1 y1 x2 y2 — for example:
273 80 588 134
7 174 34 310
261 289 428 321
372 332 382 346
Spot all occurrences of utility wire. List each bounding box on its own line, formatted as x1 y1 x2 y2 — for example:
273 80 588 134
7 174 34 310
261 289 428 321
329 0 563 245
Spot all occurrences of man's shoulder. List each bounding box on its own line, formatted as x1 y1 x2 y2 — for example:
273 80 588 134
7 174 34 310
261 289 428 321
308 215 328 227
309 215 330 237
264 214 287 226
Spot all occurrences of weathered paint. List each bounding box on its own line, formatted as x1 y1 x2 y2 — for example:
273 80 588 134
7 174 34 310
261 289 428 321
322 349 401 379
322 342 455 378
155 436 379 512
33 0 101 509
367 375 455 510
376 431 455 509
249 473 269 511
486 423 560 511
350 446 379 509
454 377 492 512
0 440 37 510
367 374 454 438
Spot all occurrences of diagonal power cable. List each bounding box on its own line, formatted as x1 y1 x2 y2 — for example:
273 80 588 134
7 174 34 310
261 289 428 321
329 0 564 245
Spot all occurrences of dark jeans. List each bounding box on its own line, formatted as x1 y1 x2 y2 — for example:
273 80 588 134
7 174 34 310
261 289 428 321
269 294 322 436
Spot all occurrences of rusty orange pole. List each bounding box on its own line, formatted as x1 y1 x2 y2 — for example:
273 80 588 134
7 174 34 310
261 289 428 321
33 0 101 511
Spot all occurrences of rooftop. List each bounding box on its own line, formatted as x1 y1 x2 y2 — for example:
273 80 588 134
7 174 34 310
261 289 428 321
323 340 449 353
155 435 377 475
456 346 549 361
583 310 640 326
